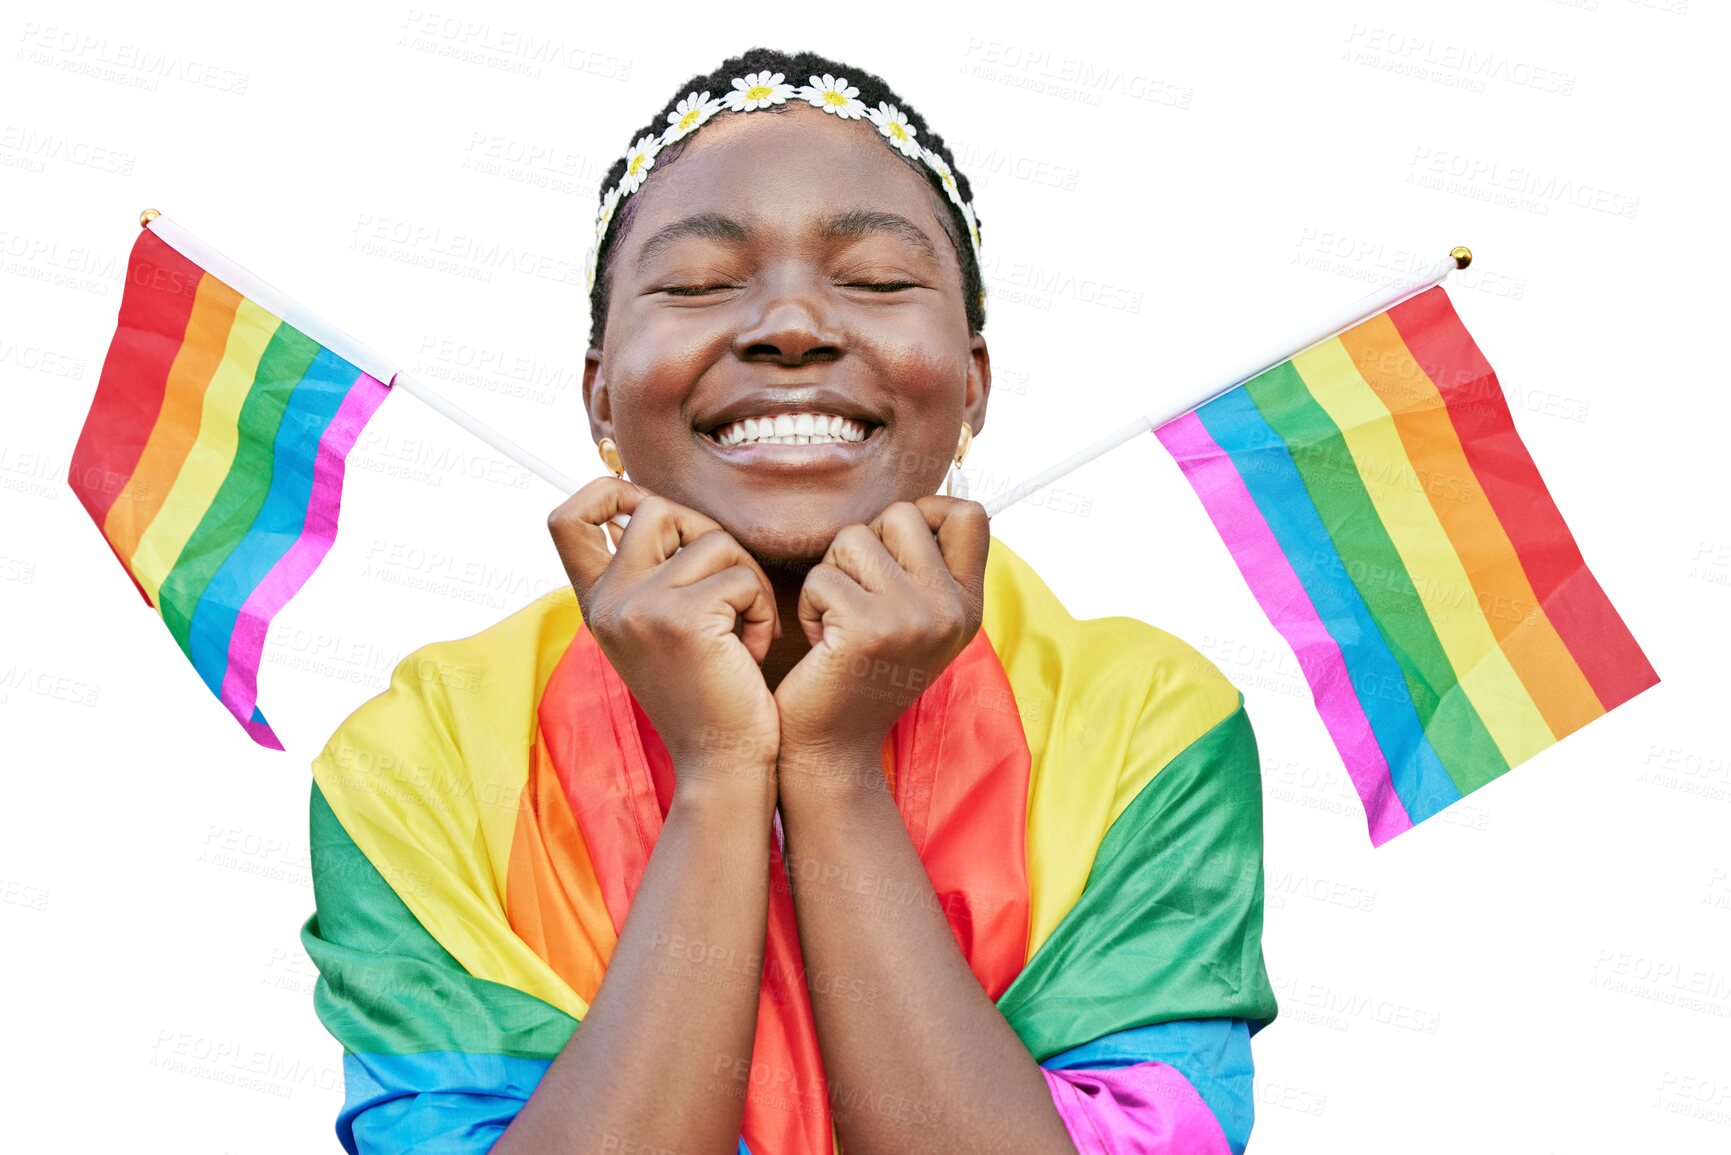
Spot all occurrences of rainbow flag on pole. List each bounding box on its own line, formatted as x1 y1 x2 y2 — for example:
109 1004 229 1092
69 221 390 749
1156 286 1657 844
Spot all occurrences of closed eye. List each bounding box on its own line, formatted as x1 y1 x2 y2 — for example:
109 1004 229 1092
843 281 918 292
658 284 737 296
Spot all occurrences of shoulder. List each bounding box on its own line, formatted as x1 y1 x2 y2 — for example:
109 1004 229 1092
316 587 582 761
311 586 583 823
981 533 1245 764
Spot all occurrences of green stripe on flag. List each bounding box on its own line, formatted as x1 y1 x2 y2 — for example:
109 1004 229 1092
1243 363 1507 792
302 782 578 1060
996 704 1279 1060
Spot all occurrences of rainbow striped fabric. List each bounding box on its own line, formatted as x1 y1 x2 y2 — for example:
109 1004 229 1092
69 226 390 749
1156 286 1657 845
303 538 1279 1154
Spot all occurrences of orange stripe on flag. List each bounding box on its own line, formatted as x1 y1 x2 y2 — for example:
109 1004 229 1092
1340 315 1605 737
506 729 615 1007
101 273 243 564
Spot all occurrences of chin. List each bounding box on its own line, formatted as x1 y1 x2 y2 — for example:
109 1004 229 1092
725 517 847 574
710 495 903 574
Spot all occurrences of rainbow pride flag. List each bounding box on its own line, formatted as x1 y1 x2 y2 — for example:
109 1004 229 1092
68 224 390 749
1156 286 1657 845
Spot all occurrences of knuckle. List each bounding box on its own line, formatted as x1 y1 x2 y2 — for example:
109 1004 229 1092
692 526 733 553
835 523 871 543
635 494 672 521
615 599 662 637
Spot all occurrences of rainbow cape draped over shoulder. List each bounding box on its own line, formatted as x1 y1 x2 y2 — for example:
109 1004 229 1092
302 536 1279 1154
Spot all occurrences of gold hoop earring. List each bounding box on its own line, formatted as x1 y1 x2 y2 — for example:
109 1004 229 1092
597 436 624 479
945 422 973 498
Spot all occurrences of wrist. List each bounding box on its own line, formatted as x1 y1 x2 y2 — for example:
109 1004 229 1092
776 740 888 806
671 760 778 816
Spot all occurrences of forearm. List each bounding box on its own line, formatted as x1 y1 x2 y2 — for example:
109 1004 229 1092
496 770 776 1154
777 746 1075 1155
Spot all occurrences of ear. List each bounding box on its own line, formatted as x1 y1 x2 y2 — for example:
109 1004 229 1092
582 346 612 444
962 332 991 438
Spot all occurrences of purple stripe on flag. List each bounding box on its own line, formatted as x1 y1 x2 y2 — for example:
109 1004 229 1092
1043 1062 1232 1154
1154 415 1413 845
219 371 390 734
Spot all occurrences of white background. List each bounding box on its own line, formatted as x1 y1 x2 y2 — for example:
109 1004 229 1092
3 1 1726 1151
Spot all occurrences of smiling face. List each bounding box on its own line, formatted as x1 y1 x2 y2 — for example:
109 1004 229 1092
583 101 990 568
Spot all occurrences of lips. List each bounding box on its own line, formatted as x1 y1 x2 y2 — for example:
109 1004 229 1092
694 418 885 473
707 412 875 447
691 384 890 474
694 385 885 438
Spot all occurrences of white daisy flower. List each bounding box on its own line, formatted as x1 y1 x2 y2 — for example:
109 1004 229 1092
584 241 600 293
662 90 723 145
722 70 795 112
866 101 921 159
920 147 964 209
798 73 866 119
960 199 981 255
595 184 622 236
618 134 662 196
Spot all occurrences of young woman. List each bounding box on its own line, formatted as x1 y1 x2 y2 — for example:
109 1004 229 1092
303 47 1277 1155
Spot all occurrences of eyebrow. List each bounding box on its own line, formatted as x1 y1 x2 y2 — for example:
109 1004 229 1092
821 209 938 260
635 212 752 269
635 208 939 269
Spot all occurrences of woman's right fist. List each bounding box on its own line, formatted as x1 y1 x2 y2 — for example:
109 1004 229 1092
548 477 782 790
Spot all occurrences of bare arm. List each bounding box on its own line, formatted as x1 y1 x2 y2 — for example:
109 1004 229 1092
493 771 775 1154
765 498 1073 1153
502 480 787 1152
776 746 1075 1155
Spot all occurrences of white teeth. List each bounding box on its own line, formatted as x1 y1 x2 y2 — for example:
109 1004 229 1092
708 412 875 447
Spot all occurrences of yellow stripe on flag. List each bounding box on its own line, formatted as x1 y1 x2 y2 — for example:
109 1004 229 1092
131 298 280 603
1294 338 1555 767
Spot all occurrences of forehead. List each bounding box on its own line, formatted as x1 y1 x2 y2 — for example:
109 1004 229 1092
621 102 945 241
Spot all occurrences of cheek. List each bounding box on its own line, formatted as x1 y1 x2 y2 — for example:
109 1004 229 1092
606 312 729 424
860 322 969 405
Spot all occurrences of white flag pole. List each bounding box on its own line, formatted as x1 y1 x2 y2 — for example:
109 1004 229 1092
977 247 1473 519
136 213 1467 546
139 209 591 495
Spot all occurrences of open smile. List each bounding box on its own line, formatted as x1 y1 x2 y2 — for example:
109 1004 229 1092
696 414 886 473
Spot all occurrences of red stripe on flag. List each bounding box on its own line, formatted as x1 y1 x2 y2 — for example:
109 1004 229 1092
68 228 206 603
1389 288 1658 710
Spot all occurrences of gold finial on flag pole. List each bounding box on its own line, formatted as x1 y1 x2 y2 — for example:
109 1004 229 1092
1451 245 1473 270
139 208 161 228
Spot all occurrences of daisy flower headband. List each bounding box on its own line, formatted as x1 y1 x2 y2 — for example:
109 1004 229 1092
584 71 986 321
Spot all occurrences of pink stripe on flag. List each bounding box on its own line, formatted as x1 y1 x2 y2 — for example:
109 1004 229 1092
219 371 390 734
243 717 285 752
1154 416 1413 845
1043 1063 1232 1154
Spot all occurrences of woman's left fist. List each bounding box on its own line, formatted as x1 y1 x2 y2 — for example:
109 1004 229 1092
774 496 990 760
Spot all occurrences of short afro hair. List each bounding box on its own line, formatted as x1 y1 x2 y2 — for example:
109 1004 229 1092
586 47 986 349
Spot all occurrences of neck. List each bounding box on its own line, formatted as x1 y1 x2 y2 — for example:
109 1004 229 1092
758 561 818 694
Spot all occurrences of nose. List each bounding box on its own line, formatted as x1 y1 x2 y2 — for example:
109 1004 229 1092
732 278 845 366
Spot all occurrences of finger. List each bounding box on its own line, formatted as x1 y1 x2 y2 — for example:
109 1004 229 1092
872 502 962 601
796 560 870 649
610 494 731 576
911 495 991 608
821 523 906 597
676 566 781 665
651 529 783 643
548 477 648 606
